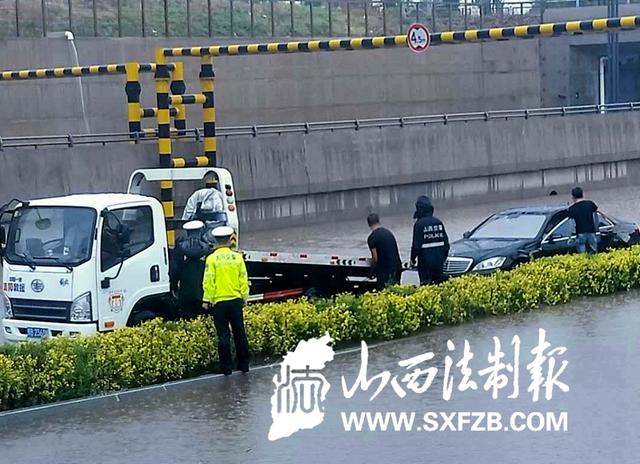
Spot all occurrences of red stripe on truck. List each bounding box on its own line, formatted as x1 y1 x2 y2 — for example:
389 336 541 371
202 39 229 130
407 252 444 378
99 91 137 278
263 288 304 301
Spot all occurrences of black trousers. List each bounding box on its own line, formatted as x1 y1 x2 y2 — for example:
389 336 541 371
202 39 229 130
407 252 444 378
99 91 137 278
376 270 402 290
179 298 204 319
212 298 250 374
417 265 445 285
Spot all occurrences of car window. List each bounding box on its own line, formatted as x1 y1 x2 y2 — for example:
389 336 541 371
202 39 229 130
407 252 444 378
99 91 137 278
470 213 547 239
101 206 154 272
547 219 575 240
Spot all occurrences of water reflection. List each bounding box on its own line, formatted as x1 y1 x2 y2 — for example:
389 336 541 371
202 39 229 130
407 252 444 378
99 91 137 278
2 291 640 463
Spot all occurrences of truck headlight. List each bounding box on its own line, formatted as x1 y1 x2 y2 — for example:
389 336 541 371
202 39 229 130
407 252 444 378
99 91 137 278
70 292 92 322
1 292 13 319
472 256 507 272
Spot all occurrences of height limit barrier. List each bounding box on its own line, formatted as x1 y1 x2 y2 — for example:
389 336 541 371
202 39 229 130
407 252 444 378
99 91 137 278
152 15 640 246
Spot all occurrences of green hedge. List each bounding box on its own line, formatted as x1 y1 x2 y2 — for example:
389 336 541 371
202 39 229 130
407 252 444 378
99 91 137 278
2 246 640 411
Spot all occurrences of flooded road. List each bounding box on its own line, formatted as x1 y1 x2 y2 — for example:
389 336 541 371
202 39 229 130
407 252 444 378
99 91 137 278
2 290 640 463
242 184 640 259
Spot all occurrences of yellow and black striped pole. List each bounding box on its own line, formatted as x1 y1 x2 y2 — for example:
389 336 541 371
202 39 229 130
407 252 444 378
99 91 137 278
155 49 176 247
200 55 217 170
171 62 187 136
0 63 126 80
125 62 142 138
0 63 160 80
160 16 640 58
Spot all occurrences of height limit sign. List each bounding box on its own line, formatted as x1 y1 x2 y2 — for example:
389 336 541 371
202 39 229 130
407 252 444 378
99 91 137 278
407 23 431 53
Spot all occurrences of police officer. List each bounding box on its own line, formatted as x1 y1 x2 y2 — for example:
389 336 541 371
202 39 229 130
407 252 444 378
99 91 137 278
173 220 211 318
410 196 450 285
202 226 250 375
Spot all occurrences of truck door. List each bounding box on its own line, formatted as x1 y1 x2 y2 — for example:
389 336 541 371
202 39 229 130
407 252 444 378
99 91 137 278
96 205 167 330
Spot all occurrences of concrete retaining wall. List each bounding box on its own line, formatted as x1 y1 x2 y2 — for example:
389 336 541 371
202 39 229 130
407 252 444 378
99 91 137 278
2 111 639 230
0 37 541 136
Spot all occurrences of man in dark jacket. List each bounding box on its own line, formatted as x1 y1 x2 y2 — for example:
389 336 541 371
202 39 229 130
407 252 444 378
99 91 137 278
411 196 450 285
367 213 402 290
173 220 212 318
566 186 599 254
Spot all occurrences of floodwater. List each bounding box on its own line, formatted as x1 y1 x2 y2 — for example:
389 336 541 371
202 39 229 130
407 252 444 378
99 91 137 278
243 184 640 258
2 184 640 462
1 290 639 463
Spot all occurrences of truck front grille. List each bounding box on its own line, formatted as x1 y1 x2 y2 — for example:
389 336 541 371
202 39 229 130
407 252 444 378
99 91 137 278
10 298 71 322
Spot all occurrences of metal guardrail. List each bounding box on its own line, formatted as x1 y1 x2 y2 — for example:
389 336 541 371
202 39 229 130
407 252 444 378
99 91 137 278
0 0 633 39
0 101 637 150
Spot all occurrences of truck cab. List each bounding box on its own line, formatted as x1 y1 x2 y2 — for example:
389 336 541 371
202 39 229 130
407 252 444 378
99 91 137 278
0 193 170 342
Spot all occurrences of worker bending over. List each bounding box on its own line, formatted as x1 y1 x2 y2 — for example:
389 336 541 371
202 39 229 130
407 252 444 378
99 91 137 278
366 213 402 289
202 226 250 375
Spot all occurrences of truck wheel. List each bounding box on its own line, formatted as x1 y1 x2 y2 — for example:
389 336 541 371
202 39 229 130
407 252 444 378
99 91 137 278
128 310 157 327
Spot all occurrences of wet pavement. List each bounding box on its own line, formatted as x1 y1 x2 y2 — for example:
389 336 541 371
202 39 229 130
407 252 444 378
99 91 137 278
242 184 640 259
2 184 640 462
1 290 639 463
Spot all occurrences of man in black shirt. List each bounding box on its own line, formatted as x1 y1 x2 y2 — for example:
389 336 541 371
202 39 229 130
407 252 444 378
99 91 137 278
567 186 598 254
367 213 402 290
411 196 450 285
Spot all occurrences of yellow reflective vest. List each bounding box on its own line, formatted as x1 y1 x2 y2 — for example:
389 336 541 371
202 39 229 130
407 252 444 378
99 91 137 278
202 247 250 305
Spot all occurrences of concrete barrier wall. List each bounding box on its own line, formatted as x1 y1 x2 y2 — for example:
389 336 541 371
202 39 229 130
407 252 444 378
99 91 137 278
0 37 541 136
2 111 639 230
219 110 640 227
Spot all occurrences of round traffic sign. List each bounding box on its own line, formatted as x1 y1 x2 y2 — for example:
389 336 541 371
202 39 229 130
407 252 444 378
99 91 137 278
407 23 431 53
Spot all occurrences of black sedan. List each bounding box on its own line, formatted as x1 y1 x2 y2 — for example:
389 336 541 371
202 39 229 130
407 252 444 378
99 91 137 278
444 206 640 277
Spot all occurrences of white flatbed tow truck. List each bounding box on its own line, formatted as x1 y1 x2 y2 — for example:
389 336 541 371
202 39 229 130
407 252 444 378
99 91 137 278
0 168 383 342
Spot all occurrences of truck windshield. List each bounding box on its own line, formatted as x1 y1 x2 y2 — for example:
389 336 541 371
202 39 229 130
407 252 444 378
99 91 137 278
5 207 96 267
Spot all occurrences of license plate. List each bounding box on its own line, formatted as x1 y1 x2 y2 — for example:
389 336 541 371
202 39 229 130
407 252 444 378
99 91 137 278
26 327 50 339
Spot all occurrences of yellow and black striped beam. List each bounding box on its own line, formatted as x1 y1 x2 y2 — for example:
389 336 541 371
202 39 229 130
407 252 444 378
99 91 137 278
140 107 179 118
0 63 162 80
200 56 216 169
169 94 206 105
171 156 211 168
170 62 187 137
142 127 186 136
161 16 640 57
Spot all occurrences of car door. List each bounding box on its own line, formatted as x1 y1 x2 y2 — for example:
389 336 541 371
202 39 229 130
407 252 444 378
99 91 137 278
540 218 576 256
596 212 615 250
